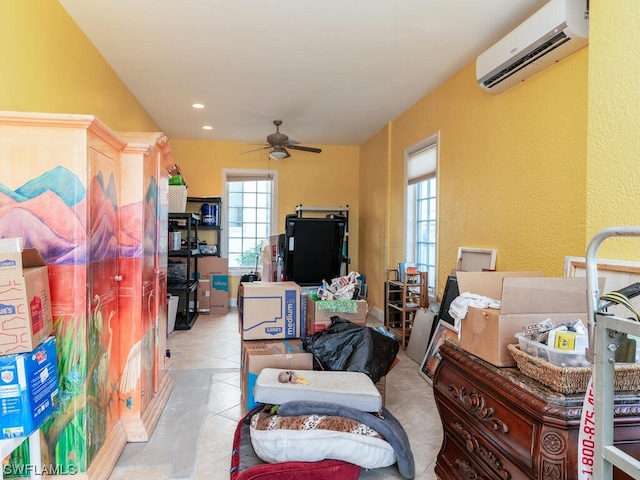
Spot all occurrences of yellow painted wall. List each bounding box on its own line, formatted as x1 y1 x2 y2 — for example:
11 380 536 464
0 0 158 132
586 1 640 259
359 125 391 304
361 49 589 309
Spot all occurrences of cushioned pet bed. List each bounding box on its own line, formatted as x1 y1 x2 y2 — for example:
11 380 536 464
230 406 361 480
250 406 396 469
254 368 382 412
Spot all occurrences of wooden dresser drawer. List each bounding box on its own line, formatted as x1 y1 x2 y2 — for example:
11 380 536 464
434 353 537 471
436 399 530 479
435 431 487 480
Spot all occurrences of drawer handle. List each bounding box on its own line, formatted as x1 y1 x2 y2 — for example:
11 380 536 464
451 421 511 480
448 384 509 433
455 458 483 479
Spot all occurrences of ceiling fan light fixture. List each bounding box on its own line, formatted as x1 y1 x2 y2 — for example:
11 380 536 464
269 150 288 160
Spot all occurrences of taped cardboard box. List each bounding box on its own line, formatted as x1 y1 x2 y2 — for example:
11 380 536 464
195 257 229 315
197 277 210 313
306 296 371 335
240 339 313 411
238 282 301 340
0 248 54 355
457 271 599 367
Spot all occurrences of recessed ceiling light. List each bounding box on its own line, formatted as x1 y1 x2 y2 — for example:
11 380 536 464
192 103 205 109
202 125 213 130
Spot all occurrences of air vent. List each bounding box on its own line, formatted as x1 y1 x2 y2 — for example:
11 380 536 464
476 0 589 94
481 32 570 90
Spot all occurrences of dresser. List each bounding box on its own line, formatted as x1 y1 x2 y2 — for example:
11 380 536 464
433 342 640 480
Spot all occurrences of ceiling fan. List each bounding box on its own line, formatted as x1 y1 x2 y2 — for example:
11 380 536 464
243 120 322 160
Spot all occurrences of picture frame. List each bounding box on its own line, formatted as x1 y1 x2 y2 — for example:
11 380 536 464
456 247 497 272
419 319 459 385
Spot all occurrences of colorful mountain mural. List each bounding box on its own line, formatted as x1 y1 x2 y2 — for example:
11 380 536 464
15 165 85 207
0 166 124 265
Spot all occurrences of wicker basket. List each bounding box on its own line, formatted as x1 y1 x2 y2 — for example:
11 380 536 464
507 344 640 394
168 185 188 213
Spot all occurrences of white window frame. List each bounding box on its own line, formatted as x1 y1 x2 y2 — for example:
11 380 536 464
404 132 439 299
222 168 278 276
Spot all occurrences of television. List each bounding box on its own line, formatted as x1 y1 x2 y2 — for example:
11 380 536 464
283 216 346 286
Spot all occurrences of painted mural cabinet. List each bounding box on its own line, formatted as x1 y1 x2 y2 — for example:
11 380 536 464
0 112 174 478
117 131 174 443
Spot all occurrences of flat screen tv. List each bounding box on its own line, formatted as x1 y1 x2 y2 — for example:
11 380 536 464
283 216 345 286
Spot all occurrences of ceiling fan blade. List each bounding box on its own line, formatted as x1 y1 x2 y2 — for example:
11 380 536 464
287 145 322 154
241 145 270 155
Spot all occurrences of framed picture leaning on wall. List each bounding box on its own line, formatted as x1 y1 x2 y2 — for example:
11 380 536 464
419 319 458 385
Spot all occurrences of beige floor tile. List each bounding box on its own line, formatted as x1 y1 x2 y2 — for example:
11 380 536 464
112 309 442 479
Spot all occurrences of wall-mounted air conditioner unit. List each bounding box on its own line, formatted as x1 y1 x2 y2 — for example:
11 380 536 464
476 0 589 94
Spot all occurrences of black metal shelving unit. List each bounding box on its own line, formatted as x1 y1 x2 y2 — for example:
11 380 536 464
187 196 222 256
168 212 200 330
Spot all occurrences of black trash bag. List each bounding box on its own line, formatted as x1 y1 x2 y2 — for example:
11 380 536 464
302 316 400 383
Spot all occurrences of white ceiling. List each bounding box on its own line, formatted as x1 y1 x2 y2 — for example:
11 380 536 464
58 0 547 147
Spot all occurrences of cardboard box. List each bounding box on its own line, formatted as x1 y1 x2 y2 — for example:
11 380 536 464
240 339 313 411
305 296 370 336
197 277 210 313
0 248 54 355
198 257 229 315
0 336 59 439
0 238 23 277
210 273 229 315
269 234 284 262
457 271 599 367
238 282 301 340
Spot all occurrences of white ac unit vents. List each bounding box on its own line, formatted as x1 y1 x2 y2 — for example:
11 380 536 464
476 0 589 94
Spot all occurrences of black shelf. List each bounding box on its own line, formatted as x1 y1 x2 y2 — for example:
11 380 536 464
168 248 201 257
174 310 198 330
167 279 199 293
168 212 200 331
186 197 222 256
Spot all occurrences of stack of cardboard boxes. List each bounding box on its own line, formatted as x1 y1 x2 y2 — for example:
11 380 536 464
0 239 59 440
237 280 373 411
237 281 311 411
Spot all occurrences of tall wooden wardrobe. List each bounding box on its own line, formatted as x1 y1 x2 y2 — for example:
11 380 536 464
0 112 173 478
117 131 174 442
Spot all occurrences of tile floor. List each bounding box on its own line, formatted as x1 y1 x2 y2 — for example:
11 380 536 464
110 310 443 480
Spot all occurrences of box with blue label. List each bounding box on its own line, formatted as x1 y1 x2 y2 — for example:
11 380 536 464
0 336 59 439
196 256 229 315
210 273 229 315
238 282 301 340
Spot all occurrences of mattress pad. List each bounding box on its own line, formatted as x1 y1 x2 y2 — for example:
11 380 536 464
254 368 382 412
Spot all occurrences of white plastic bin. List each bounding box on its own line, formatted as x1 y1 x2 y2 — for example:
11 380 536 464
515 332 590 367
167 294 179 335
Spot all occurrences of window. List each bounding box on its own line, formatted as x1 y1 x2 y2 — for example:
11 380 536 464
223 169 278 271
405 134 438 298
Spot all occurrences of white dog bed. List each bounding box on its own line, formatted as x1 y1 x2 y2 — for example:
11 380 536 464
254 368 382 412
